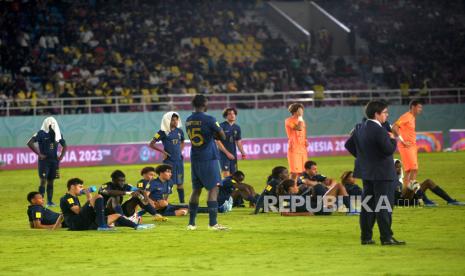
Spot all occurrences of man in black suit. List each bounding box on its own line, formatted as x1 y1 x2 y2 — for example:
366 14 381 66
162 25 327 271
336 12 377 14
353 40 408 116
345 101 406 246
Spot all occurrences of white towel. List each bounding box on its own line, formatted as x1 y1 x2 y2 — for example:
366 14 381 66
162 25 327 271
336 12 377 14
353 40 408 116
40 117 62 142
161 111 182 135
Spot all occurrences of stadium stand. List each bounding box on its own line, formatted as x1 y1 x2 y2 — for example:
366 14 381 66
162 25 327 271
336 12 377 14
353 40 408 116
0 0 464 115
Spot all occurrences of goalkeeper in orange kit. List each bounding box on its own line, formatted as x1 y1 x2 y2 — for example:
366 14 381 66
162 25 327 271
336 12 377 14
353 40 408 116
285 103 308 180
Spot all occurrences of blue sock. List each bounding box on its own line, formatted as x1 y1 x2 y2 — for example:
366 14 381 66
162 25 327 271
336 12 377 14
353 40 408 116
116 216 137 228
188 203 199 226
143 204 157 216
178 188 185 203
207 201 218 226
46 184 53 203
94 198 107 227
114 205 124 215
342 196 352 211
137 210 146 217
38 185 45 198
422 192 435 204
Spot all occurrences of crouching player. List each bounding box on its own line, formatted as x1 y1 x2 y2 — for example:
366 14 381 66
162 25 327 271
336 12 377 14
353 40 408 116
228 171 259 208
99 170 164 222
27 191 65 230
145 164 188 216
197 171 257 213
60 178 153 231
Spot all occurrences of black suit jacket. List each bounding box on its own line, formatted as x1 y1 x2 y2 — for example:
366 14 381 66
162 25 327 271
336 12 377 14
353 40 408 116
345 120 397 181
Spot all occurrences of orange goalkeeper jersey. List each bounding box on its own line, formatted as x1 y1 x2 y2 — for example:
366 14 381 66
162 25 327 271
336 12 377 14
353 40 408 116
395 112 416 146
285 116 307 153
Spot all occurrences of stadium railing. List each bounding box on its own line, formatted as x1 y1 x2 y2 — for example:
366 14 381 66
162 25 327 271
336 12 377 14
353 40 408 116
0 88 463 116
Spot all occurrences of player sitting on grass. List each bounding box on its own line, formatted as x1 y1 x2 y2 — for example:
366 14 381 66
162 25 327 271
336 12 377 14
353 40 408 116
98 170 163 222
198 171 257 213
145 164 188 216
60 178 153 231
229 171 259 208
27 191 65 230
277 178 354 216
298 161 356 214
254 166 289 214
340 171 363 197
394 159 464 207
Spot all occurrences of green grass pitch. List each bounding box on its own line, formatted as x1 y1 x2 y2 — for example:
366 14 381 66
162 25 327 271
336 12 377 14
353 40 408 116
1 152 465 275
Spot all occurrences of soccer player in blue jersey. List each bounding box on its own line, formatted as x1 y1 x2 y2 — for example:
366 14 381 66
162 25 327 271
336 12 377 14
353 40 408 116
27 191 64 229
185 95 228 230
27 117 67 207
98 170 162 222
61 178 153 231
145 164 188 216
198 171 258 213
149 111 186 203
216 108 247 177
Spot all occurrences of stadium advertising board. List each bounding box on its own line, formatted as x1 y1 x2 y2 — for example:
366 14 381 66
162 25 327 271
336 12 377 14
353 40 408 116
0 132 443 170
450 129 465 151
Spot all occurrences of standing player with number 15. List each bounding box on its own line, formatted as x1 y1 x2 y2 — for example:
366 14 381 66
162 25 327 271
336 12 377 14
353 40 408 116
185 95 228 231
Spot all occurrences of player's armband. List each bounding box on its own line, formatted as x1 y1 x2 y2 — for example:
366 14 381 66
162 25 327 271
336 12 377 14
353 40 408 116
265 185 273 192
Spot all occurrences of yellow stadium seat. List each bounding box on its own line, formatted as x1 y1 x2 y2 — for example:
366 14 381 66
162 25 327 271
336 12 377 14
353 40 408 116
211 37 219 44
245 43 254 51
259 72 268 80
217 43 225 50
192 38 201 46
188 87 197 94
235 44 244 51
227 44 235 51
186 73 194 82
171 66 181 75
254 43 263 50
201 37 210 45
246 36 255 43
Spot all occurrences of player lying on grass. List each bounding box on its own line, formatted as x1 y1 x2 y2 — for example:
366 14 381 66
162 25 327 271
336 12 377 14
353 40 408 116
298 161 356 214
144 164 188 216
98 170 165 222
197 171 259 213
277 178 356 216
27 191 65 230
254 166 289 214
394 159 464 207
60 178 154 231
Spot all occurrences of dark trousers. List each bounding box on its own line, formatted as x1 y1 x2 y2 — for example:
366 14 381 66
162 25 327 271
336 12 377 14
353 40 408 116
360 180 395 241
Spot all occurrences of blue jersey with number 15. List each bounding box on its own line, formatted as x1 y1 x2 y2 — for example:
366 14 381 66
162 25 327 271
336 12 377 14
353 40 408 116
186 112 222 161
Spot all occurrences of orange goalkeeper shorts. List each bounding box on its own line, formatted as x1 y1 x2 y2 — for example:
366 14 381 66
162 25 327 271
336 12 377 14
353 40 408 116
398 145 418 171
287 152 307 174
